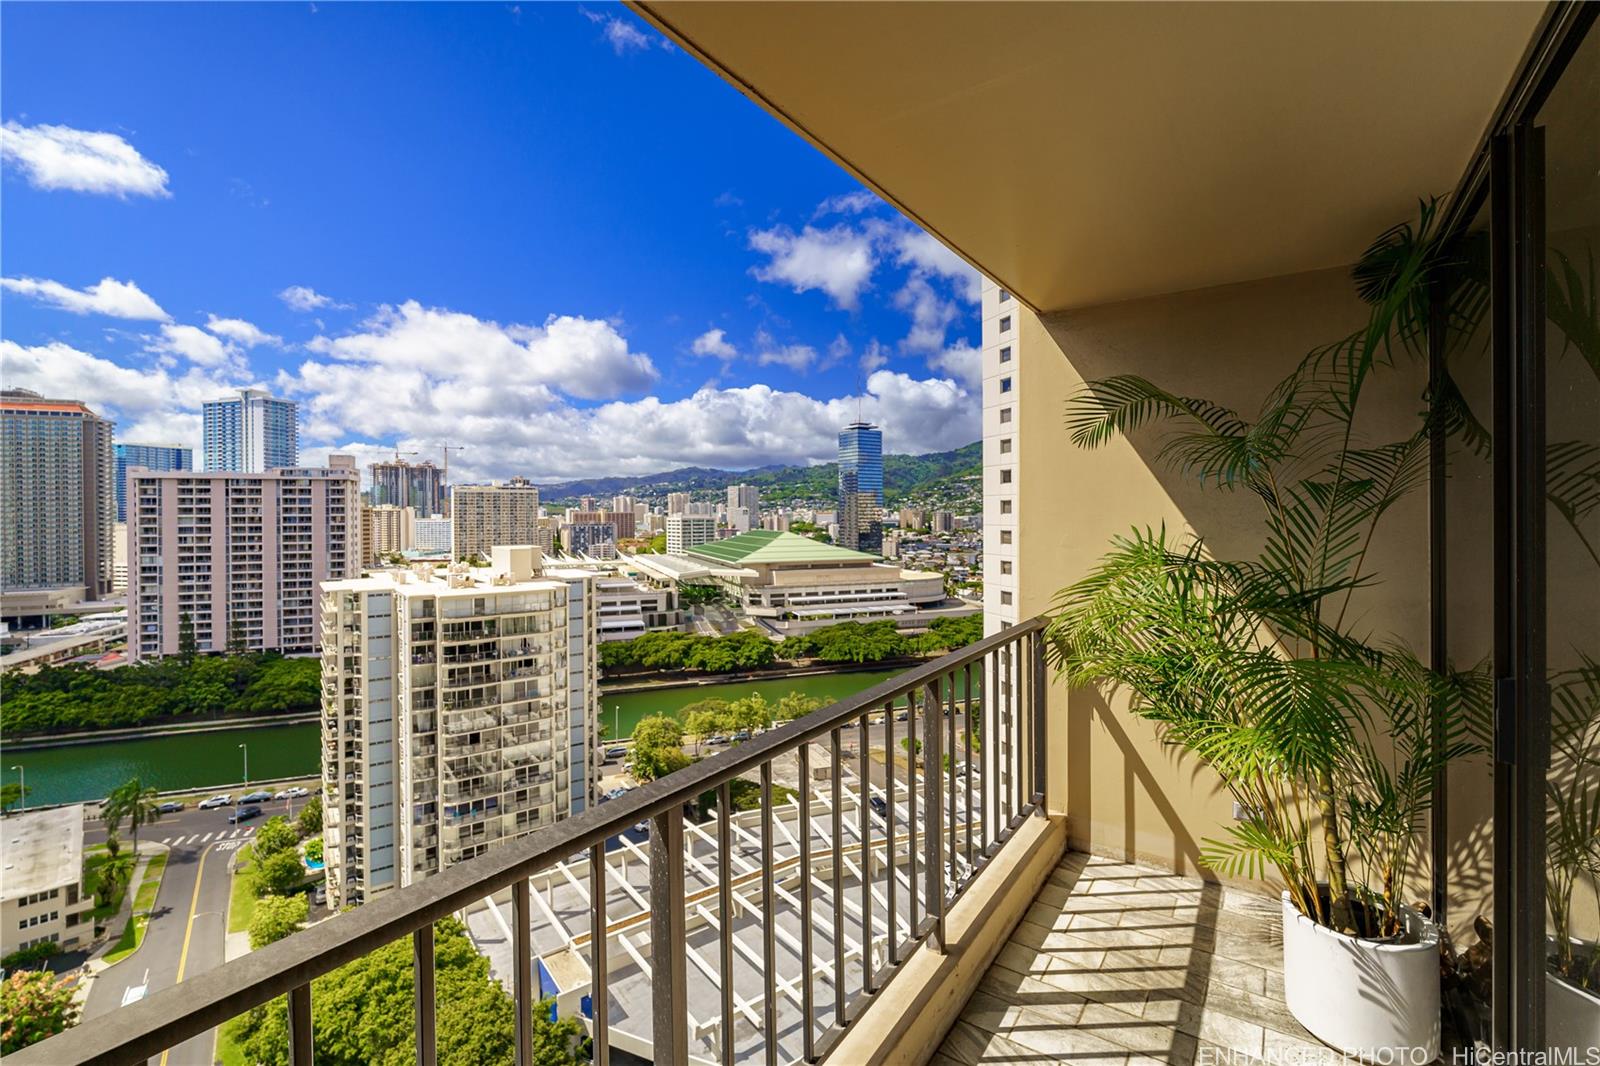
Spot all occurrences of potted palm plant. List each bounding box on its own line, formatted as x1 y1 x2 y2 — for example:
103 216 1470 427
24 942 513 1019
1547 659 1600 1051
1048 203 1486 1059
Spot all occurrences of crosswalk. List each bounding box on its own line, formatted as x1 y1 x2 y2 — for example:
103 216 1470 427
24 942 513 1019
158 826 256 847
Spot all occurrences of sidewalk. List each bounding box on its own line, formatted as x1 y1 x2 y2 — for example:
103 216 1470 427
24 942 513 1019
75 840 167 1009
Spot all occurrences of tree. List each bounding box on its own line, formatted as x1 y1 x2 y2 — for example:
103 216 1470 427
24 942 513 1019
0 970 79 1053
227 919 586 1066
647 532 667 553
303 837 324 865
0 782 30 811
177 611 198 663
297 794 323 837
253 816 299 859
726 694 771 736
255 849 307 898
227 613 247 655
103 778 162 856
249 894 308 949
681 700 731 753
629 715 690 782
774 693 823 723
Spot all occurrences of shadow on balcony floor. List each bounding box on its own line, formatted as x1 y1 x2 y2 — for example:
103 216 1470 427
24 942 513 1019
933 851 1345 1066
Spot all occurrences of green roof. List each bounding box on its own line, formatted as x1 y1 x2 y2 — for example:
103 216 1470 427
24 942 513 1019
686 529 878 566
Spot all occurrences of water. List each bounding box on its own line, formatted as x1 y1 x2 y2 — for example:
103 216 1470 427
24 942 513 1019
5 666 953 807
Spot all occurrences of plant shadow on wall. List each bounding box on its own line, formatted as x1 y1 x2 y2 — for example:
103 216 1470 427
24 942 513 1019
1045 200 1493 1057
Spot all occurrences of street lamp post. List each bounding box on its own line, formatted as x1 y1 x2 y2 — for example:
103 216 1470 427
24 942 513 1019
614 705 620 741
239 743 249 786
8 765 23 811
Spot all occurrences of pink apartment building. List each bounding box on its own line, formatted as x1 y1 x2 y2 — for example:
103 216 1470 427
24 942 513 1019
127 457 361 661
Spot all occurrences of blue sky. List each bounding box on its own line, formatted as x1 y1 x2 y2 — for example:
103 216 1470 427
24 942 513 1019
0 3 981 482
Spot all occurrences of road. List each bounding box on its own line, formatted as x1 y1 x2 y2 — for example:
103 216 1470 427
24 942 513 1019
83 795 316 1064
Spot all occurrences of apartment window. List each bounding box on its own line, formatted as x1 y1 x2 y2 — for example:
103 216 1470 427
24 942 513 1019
1000 469 1012 484
1000 500 1012 514
998 289 1011 303
1000 591 1013 606
1000 561 1012 575
999 408 1012 424
999 315 1012 332
1000 530 1012 545
999 438 1012 454
999 377 1012 393
999 346 1012 363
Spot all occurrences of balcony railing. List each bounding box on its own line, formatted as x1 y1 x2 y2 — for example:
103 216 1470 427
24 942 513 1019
15 618 1046 1065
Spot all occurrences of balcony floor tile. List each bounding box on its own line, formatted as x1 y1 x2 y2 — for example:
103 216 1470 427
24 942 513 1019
937 851 1346 1066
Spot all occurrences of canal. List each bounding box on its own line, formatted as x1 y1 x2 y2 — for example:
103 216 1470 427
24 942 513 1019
6 666 965 807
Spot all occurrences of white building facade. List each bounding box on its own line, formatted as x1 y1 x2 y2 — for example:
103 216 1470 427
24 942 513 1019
980 278 1021 636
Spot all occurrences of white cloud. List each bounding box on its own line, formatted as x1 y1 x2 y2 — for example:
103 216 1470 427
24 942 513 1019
814 190 881 217
205 315 279 347
754 342 817 373
926 341 981 390
151 323 236 368
0 121 171 198
0 275 169 320
691 328 737 361
278 285 348 312
580 7 660 54
858 338 890 374
894 274 960 354
892 228 980 303
749 224 876 310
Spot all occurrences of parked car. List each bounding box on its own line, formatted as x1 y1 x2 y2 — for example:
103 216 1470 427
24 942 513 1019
604 787 630 801
228 805 263 824
198 794 233 809
604 746 628 761
731 730 752 742
869 795 888 815
311 884 327 906
274 786 311 799
240 790 274 804
156 801 185 814
705 735 729 746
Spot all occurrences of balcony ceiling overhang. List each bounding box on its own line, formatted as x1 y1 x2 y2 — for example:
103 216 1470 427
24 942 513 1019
633 1 1547 312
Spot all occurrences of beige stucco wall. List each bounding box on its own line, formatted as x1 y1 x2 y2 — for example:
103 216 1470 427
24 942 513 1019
1013 266 1432 878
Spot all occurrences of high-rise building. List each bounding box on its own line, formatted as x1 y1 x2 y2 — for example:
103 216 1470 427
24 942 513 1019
666 513 717 556
451 482 540 560
579 495 597 512
611 495 637 514
412 515 452 553
202 389 298 473
563 522 618 559
320 546 598 908
727 484 760 517
930 511 955 534
127 458 360 660
837 421 884 554
0 390 115 615
898 507 927 531
981 278 1019 636
369 459 445 517
666 492 691 515
113 443 192 523
363 504 414 563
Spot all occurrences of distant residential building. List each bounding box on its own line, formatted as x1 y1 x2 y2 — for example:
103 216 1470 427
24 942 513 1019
727 506 754 534
898 507 926 531
452 482 540 560
563 522 618 560
202 388 298 473
0 805 95 959
686 501 716 517
113 443 192 522
666 492 691 515
579 495 597 511
981 277 1018 635
369 459 445 517
0 390 115 618
571 509 636 541
364 504 414 563
611 495 637 514
761 512 791 532
112 522 129 593
838 421 884 554
930 511 955 533
412 514 452 553
666 513 717 556
127 458 360 660
321 546 599 908
727 483 760 517
882 532 902 560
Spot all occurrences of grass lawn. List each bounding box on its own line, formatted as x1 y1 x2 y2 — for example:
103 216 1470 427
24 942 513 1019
84 846 135 921
227 844 257 935
216 1021 247 1066
104 852 168 965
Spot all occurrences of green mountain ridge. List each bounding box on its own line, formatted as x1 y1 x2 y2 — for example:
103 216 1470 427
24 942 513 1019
538 441 980 508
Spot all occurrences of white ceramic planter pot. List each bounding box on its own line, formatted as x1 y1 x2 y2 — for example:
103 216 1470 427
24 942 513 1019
1281 893 1440 1062
1547 967 1600 1055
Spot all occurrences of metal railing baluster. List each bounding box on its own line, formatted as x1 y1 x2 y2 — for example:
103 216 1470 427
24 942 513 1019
906 686 919 935
718 782 734 1066
857 713 874 995
413 924 436 1066
1033 630 1049 809
650 810 688 1065
947 670 957 890
923 679 945 951
513 877 533 1066
761 762 778 1066
883 698 897 964
288 982 313 1066
829 727 845 1025
963 662 975 870
798 742 816 1064
589 842 609 1066
988 647 1000 853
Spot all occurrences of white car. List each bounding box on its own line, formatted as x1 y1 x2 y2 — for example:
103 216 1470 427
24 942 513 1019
198 794 233 809
274 786 311 800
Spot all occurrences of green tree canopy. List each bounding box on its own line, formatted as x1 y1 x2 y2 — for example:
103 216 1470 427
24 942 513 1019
103 778 162 855
0 782 30 811
254 849 307 898
630 715 690 782
249 893 308 950
252 816 299 859
0 970 79 1053
297 794 323 837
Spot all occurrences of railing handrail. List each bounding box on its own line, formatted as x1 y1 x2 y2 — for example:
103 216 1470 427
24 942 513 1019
14 616 1047 1064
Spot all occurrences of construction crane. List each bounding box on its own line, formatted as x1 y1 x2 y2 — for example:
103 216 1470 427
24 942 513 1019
435 443 466 516
391 448 419 463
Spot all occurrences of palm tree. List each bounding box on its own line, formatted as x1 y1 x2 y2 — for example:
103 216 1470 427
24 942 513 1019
104 778 163 858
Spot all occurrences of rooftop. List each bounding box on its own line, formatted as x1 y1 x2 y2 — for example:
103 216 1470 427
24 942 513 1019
687 530 878 566
0 804 86 901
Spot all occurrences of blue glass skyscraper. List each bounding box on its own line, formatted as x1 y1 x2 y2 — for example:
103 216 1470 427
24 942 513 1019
113 443 192 522
837 421 884 553
203 389 298 472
